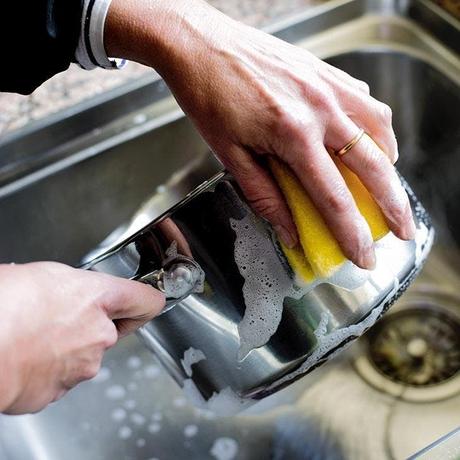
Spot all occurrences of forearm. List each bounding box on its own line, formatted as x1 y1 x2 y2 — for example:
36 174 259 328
105 0 235 78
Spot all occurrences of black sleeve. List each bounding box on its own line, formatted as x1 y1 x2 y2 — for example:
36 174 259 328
1 0 84 95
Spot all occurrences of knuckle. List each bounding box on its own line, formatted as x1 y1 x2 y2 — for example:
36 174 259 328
81 362 101 381
275 109 302 138
102 323 118 349
322 184 353 216
377 102 393 123
359 81 371 94
313 89 337 112
250 196 282 221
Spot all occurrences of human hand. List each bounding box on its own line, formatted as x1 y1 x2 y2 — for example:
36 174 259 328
0 262 164 414
106 0 416 269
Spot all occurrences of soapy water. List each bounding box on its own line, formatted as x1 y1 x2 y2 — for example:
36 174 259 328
230 208 434 390
105 385 126 400
210 437 239 460
184 424 199 438
265 277 399 392
181 347 206 377
231 213 371 360
180 348 255 415
182 377 253 416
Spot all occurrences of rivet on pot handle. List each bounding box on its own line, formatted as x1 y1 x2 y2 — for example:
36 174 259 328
139 257 205 315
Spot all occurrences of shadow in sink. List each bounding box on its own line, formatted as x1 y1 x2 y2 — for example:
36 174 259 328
1 6 460 460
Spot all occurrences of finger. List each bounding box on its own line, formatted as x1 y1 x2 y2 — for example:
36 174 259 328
286 136 376 269
87 271 165 323
335 87 399 164
326 119 416 240
221 144 298 248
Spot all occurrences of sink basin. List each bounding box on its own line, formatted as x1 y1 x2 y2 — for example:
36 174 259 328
0 0 459 459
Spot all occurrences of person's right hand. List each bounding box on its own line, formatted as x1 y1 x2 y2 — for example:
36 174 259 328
0 262 164 415
105 0 416 270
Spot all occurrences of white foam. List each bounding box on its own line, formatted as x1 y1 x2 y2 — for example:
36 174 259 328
144 365 161 379
111 408 127 422
173 397 187 408
105 385 126 400
130 412 146 426
124 399 137 410
230 207 433 390
148 422 161 433
184 424 199 438
151 412 163 422
181 347 206 377
230 214 371 360
210 437 239 460
182 379 253 416
230 214 301 360
136 438 146 448
118 426 132 440
266 276 400 391
126 356 142 369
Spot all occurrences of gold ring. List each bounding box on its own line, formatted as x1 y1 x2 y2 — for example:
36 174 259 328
335 128 365 157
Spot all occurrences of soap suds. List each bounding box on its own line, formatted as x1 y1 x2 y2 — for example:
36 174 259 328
181 347 206 377
182 379 253 416
151 412 163 422
231 213 370 360
136 438 146 448
144 365 161 379
118 426 132 440
210 437 239 460
111 408 127 422
126 356 142 369
105 385 126 400
231 201 433 389
173 397 187 408
130 412 146 426
184 424 199 438
124 399 137 410
148 422 162 433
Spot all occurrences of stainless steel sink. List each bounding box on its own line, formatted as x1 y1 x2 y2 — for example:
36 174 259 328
0 0 459 459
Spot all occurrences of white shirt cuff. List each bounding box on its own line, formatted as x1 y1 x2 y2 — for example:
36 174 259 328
75 0 126 70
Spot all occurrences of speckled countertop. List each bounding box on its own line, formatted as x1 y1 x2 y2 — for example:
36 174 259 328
0 0 325 136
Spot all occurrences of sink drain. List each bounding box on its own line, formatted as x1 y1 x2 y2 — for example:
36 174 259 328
354 288 460 402
367 308 460 386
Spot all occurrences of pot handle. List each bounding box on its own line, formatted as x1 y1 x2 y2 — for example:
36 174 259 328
138 256 205 314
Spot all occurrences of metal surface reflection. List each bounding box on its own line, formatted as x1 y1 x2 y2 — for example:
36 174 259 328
83 171 433 402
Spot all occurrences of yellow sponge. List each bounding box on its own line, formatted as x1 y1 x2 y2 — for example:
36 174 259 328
269 144 389 281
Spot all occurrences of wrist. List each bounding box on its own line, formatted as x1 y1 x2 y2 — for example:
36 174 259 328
0 265 27 413
104 0 236 76
0 316 19 413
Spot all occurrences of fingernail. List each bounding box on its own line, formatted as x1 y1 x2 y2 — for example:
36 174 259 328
403 216 417 240
359 246 376 270
275 225 297 249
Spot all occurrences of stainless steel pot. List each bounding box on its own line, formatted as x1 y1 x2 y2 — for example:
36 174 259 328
82 170 434 410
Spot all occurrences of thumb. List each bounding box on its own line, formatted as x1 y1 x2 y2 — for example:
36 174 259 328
87 271 166 335
221 145 298 248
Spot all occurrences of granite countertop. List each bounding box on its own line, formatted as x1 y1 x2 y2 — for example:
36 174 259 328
0 0 324 137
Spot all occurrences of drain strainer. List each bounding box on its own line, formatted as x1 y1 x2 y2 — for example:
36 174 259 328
354 289 460 402
367 307 460 386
